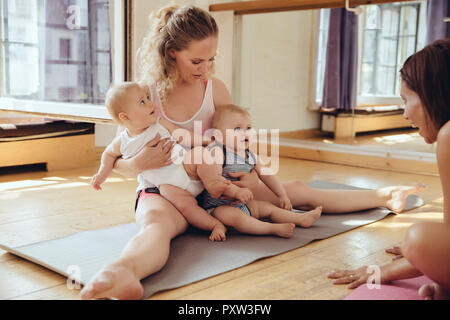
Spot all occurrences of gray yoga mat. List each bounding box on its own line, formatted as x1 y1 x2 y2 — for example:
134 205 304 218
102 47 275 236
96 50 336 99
0 181 423 299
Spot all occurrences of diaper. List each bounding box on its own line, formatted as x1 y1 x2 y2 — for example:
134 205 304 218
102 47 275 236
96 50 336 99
140 162 204 197
206 202 252 216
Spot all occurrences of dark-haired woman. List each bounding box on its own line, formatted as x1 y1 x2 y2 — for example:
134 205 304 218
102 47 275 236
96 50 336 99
328 38 450 300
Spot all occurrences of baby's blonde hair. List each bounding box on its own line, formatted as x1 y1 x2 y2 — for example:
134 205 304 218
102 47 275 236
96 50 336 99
105 82 140 124
137 3 218 105
212 104 251 128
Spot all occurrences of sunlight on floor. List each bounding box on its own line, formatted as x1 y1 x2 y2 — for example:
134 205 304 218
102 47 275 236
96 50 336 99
80 176 129 183
430 197 444 205
0 180 57 192
374 133 416 145
342 219 382 226
42 177 67 181
0 192 20 200
0 173 130 193
2 181 89 193
304 129 435 154
364 221 414 229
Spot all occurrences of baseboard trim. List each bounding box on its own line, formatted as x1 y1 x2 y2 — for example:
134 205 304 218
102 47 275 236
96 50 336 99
261 138 437 176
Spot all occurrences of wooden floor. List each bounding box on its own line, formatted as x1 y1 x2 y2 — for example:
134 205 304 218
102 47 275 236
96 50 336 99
0 157 443 300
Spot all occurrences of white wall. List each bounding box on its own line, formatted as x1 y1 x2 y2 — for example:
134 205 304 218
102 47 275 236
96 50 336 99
237 11 320 131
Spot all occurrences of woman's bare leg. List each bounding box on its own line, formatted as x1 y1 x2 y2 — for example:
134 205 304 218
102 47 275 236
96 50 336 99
250 179 424 214
80 196 188 300
401 222 450 300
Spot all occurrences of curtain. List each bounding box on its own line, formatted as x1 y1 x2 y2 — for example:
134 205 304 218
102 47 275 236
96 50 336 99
321 8 358 111
426 0 450 44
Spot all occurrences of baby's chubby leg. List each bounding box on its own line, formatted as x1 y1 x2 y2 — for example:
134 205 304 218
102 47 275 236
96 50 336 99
159 184 226 241
213 205 294 238
182 146 230 199
247 200 322 228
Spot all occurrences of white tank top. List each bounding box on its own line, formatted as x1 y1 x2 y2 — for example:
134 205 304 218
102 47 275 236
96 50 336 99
149 79 215 134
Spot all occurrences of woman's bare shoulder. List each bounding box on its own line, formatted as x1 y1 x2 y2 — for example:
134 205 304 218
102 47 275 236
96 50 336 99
437 121 450 169
211 77 232 105
437 121 450 144
437 121 450 218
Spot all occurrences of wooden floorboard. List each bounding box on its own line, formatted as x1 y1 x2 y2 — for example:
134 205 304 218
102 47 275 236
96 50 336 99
0 157 442 300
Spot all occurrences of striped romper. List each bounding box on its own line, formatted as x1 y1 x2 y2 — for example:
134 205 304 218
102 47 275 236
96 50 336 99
197 142 257 216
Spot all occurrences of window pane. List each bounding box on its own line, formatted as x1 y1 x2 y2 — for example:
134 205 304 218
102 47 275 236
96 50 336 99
6 0 39 43
315 9 330 102
1 0 111 104
361 62 374 95
359 2 426 98
376 5 400 95
7 44 40 97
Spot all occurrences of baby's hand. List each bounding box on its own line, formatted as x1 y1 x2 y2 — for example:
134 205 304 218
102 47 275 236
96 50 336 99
279 194 293 211
91 173 106 191
234 187 254 203
209 223 227 242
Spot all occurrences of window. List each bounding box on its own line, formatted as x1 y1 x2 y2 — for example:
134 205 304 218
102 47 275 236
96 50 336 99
359 1 427 102
315 9 330 103
0 0 114 117
315 1 427 105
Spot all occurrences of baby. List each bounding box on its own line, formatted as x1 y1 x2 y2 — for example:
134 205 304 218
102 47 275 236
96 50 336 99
194 104 323 238
92 82 235 241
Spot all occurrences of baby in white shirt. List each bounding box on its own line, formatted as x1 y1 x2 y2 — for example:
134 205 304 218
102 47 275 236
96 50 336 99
92 82 245 241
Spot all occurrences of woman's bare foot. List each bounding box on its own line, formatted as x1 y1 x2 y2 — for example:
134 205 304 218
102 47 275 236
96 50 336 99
381 184 425 213
272 223 295 238
295 206 322 228
80 262 144 300
419 282 450 300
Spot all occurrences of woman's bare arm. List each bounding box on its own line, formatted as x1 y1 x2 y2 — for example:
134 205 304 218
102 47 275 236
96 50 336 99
436 121 450 224
328 257 422 289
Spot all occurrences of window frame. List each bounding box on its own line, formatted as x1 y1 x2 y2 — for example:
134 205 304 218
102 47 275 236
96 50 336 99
357 1 425 106
0 0 126 122
313 1 426 108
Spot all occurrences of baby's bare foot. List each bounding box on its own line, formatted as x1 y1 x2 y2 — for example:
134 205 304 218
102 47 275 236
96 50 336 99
273 223 295 238
383 184 425 213
296 206 322 228
419 282 450 300
203 178 231 199
80 262 143 300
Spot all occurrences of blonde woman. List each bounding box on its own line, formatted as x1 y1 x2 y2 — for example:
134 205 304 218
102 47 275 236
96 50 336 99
81 4 423 300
